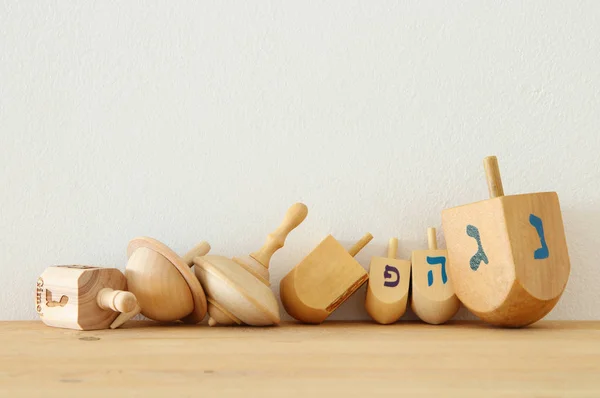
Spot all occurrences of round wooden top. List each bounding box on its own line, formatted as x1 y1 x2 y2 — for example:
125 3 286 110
127 237 207 324
194 255 280 325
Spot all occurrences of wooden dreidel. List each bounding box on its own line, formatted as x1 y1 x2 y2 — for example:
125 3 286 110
193 203 308 326
442 156 570 327
36 266 140 330
125 238 210 324
280 233 373 324
365 238 411 324
410 228 460 325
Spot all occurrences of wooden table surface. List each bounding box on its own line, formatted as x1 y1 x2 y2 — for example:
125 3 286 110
1 321 599 397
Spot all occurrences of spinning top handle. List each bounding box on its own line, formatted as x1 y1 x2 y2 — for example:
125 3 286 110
97 288 138 313
250 203 309 269
428 228 438 250
388 238 398 259
181 241 211 267
484 156 504 198
96 288 141 329
348 233 374 257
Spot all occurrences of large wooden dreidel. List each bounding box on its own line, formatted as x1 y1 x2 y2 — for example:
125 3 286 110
125 238 210 324
411 228 460 325
193 203 308 326
36 266 140 330
365 238 411 324
280 233 373 324
442 156 570 327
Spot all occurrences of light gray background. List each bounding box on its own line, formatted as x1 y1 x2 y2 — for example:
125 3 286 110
1 1 598 321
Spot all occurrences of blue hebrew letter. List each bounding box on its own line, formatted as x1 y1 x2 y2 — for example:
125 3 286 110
383 265 400 287
466 225 489 271
529 214 549 260
426 256 447 287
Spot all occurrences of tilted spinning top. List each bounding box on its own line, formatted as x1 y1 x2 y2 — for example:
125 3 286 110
193 203 308 326
125 238 211 323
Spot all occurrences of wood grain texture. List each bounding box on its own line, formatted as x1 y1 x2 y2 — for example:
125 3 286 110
125 237 209 324
193 255 280 326
37 267 131 330
1 321 599 397
125 246 195 321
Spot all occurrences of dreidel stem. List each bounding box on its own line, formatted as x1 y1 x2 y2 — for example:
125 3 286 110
388 237 398 259
428 228 438 250
181 241 211 267
348 233 374 257
97 288 137 313
484 156 505 198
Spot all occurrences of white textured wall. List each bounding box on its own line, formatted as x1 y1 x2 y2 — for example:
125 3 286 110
1 1 599 322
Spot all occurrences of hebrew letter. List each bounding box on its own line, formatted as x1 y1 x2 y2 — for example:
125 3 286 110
466 225 489 271
426 256 448 287
529 214 549 260
46 290 69 308
383 265 400 287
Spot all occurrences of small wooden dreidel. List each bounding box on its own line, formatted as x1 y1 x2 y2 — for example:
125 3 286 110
125 238 210 324
365 238 411 324
410 228 460 325
442 156 570 327
193 203 308 326
280 233 373 324
36 266 140 330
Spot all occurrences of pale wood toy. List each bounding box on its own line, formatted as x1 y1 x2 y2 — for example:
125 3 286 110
280 233 373 324
410 228 460 325
36 266 140 330
442 156 570 327
125 238 210 324
193 203 308 326
365 238 411 324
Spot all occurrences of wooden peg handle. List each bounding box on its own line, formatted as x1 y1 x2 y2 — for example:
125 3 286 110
250 203 308 269
388 237 398 259
182 241 211 267
428 228 438 250
97 288 137 313
484 156 504 198
348 233 373 257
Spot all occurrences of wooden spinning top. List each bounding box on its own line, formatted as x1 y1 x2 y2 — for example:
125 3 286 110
125 238 210 324
193 203 308 326
36 266 140 330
